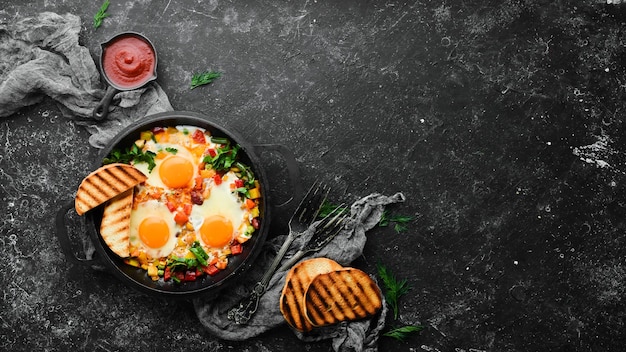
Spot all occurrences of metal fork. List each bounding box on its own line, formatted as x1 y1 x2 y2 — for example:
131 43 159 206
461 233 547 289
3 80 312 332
227 181 330 324
277 205 349 272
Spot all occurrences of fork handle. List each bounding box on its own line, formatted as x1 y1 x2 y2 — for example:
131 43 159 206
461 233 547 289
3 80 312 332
227 233 296 324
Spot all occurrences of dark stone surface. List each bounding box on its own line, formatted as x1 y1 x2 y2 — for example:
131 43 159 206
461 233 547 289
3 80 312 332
2 0 626 351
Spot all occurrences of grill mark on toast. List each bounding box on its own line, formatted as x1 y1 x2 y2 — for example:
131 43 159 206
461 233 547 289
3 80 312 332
307 274 344 325
75 164 146 215
305 269 383 328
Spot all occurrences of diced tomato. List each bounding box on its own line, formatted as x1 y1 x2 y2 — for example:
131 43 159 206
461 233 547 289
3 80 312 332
166 201 177 212
204 264 220 276
174 271 185 282
213 173 222 185
207 148 217 157
151 127 166 134
191 129 206 144
183 203 193 215
164 267 171 281
251 218 260 229
184 270 197 282
231 243 243 255
174 211 188 225
234 179 244 188
245 198 256 210
196 268 204 277
194 176 204 190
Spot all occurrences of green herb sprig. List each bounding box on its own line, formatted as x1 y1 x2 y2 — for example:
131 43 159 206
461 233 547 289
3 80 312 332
202 141 240 173
379 210 414 233
93 0 110 29
318 200 348 218
376 263 410 319
191 71 221 89
383 325 423 341
102 143 156 172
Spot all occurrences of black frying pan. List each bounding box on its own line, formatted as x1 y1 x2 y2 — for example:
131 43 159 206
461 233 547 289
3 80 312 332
56 111 302 299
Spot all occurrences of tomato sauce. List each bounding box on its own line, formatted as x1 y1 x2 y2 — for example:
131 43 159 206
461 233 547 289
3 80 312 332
102 34 156 89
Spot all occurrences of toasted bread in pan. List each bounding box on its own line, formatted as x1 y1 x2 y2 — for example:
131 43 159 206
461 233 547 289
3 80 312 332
303 268 383 328
279 257 343 332
99 188 134 258
75 163 146 215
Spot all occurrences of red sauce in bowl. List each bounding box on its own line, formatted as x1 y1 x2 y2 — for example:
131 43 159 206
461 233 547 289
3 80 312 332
102 34 156 89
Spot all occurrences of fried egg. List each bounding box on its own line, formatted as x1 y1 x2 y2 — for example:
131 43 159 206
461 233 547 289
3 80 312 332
129 199 178 258
133 141 197 189
189 171 249 249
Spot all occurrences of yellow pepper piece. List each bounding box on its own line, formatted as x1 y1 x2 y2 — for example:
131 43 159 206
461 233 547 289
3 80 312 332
147 264 158 277
248 188 261 199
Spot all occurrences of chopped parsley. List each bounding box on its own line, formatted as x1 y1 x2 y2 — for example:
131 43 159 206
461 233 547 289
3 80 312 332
379 210 414 233
102 143 156 172
203 142 240 173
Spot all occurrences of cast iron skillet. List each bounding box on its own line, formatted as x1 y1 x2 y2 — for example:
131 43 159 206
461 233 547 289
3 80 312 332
56 111 302 299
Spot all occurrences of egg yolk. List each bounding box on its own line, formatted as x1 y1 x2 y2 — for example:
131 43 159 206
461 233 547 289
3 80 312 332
160 155 193 188
138 216 170 249
200 215 234 248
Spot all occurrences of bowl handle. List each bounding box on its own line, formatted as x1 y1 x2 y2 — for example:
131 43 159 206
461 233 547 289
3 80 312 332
55 200 97 265
253 144 303 208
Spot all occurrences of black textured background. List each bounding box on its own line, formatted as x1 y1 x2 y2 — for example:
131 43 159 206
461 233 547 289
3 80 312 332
2 1 626 351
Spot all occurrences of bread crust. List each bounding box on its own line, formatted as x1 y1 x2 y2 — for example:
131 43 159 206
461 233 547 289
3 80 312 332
279 257 343 332
75 163 146 215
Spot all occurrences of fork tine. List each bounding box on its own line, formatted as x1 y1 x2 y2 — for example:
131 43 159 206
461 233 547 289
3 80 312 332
294 181 329 225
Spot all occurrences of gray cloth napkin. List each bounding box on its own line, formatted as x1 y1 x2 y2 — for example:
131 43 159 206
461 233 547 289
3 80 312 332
0 12 173 148
0 11 407 352
194 192 406 352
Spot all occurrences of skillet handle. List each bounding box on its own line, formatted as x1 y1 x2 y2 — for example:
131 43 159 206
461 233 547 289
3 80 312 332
55 200 97 265
253 144 303 208
93 86 119 121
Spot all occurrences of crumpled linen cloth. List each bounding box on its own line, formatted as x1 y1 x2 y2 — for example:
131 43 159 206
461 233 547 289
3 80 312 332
194 192 406 352
0 11 173 148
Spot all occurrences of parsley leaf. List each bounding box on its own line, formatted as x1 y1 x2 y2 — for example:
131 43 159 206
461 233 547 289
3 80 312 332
318 200 348 218
102 143 156 172
93 0 110 29
383 325 423 341
377 263 411 319
203 143 240 173
379 210 413 233
191 71 221 89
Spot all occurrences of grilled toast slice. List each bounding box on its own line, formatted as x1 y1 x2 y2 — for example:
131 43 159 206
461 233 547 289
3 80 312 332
75 163 146 215
99 188 133 258
303 268 383 328
280 258 343 332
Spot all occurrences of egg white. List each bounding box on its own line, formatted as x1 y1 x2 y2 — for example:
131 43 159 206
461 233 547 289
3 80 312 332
129 199 179 259
189 171 249 248
133 141 197 189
